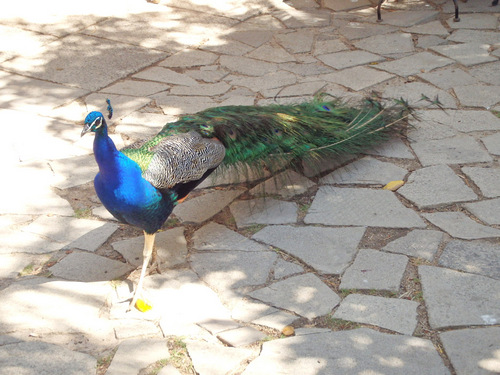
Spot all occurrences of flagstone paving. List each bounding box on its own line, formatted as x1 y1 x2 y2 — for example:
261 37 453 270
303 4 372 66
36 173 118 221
1 1 499 374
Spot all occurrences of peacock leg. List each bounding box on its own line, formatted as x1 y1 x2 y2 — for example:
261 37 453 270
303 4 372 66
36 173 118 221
127 231 156 311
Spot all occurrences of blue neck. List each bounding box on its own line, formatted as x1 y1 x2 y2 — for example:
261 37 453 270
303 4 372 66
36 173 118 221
93 125 121 176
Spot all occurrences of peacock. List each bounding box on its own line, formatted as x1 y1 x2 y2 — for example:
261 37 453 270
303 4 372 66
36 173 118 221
81 95 413 311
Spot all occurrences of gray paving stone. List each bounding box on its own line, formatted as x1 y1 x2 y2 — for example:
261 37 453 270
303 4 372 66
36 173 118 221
321 66 394 91
313 38 348 55
418 66 479 90
383 229 444 261
133 66 197 86
340 249 408 292
48 154 98 189
0 253 38 278
379 10 439 26
280 61 333 76
419 109 500 133
220 55 278 76
275 81 327 98
247 43 296 63
0 336 21 346
304 187 425 228
227 30 273 48
187 340 255 375
0 341 96 375
464 198 500 225
398 165 477 208
151 94 217 116
333 294 419 335
430 43 497 66
253 225 365 274
0 26 53 62
250 170 315 197
230 198 298 228
0 277 114 337
57 92 151 125
217 326 266 347
100 79 170 96
122 270 231 333
462 166 500 198
273 258 304 279
249 273 340 319
0 214 32 228
423 212 500 239
159 49 219 68
201 39 254 56
272 8 331 29
375 51 453 77
365 137 414 159
252 309 297 330
0 228 63 255
106 338 169 375
353 32 414 56
115 112 176 140
454 84 500 108
416 35 447 48
0 72 89 116
468 61 500 86
170 82 231 96
113 227 187 268
448 29 500 45
193 222 269 252
383 81 457 108
302 153 357 177
337 22 398 40
49 252 133 282
3 34 166 91
320 157 407 185
230 298 278 322
185 66 229 83
407 111 459 142
92 205 117 221
242 328 449 375
225 70 297 93
197 318 240 335
322 0 372 11
22 215 118 252
317 50 385 69
449 12 497 30
419 265 500 328
294 327 331 336
440 327 500 375
191 251 277 292
439 240 500 280
158 364 182 375
113 319 161 340
174 189 243 224
0 107 98 162
411 135 492 166
1 162 74 216
403 20 449 37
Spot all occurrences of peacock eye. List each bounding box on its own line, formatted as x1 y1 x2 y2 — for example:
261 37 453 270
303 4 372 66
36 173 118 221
93 117 103 129
273 129 283 136
227 128 237 140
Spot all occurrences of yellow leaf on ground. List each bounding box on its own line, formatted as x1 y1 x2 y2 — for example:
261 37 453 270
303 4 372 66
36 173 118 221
383 180 404 191
135 298 152 312
282 326 295 336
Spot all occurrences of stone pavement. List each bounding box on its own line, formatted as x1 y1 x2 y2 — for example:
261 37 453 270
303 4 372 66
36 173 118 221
0 0 499 374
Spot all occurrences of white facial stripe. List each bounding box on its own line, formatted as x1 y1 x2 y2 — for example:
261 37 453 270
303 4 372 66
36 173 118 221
91 117 103 129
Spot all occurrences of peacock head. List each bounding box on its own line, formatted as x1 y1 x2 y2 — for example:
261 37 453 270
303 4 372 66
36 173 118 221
81 111 106 137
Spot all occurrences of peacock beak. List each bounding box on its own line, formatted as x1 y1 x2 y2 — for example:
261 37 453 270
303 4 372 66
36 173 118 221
81 123 92 137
